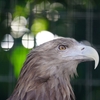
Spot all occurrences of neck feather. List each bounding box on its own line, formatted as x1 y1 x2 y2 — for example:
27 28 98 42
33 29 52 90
8 52 78 100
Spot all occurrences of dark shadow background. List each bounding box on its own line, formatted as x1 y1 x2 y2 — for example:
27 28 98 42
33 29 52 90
0 0 100 100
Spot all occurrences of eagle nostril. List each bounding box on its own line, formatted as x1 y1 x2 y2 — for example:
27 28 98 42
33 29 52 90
81 47 85 50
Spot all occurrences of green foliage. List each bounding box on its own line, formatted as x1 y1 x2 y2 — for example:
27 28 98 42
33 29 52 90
31 18 49 35
10 46 30 78
13 5 29 18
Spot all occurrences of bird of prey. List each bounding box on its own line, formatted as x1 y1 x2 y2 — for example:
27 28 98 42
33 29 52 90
8 37 99 100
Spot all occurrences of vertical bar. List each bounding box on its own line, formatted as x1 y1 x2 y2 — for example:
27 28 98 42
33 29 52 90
8 0 16 97
85 2 93 100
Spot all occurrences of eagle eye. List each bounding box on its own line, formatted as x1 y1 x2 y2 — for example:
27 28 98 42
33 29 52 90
58 45 67 50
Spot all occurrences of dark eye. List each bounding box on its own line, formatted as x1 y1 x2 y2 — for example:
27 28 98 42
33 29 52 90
58 45 67 50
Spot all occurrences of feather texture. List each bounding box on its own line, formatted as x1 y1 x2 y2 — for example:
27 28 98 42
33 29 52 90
8 37 99 100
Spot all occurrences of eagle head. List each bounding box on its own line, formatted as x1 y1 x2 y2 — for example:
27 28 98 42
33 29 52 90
8 37 99 100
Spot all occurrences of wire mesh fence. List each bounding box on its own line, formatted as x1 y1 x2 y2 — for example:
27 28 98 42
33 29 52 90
0 0 100 100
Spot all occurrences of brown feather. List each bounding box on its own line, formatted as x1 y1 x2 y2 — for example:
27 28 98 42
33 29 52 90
8 37 94 100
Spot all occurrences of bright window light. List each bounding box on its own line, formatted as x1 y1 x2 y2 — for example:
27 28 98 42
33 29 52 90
50 2 65 9
36 31 54 46
11 16 29 38
1 34 14 51
33 1 50 13
22 34 34 49
46 10 60 21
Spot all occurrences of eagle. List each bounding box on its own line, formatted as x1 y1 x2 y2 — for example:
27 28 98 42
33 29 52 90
8 37 99 100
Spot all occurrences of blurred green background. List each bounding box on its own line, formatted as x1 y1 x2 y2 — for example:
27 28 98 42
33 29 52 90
0 0 100 100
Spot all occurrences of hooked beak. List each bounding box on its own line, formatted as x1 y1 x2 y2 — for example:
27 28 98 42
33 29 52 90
77 45 99 69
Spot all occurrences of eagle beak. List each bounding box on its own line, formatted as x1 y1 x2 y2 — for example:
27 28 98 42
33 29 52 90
79 45 99 69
